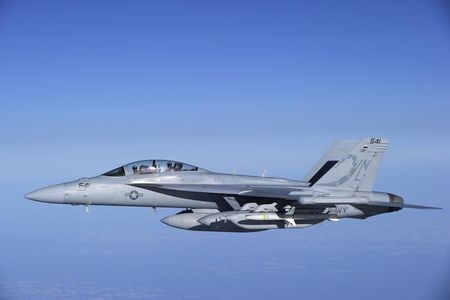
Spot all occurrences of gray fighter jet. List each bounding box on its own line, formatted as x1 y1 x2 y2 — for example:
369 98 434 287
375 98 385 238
25 138 440 232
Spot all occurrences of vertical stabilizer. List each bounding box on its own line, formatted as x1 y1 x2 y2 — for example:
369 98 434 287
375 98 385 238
304 140 359 185
309 138 389 191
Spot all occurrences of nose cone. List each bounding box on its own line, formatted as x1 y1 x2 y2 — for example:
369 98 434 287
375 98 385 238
25 183 65 203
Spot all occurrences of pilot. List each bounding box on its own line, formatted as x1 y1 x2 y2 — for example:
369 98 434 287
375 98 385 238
166 162 174 172
174 162 183 171
132 166 138 174
140 165 150 173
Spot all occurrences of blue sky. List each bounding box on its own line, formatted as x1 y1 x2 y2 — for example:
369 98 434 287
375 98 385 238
0 0 449 299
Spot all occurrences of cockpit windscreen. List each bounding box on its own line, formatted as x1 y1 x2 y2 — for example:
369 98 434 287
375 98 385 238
102 160 202 177
125 160 199 175
102 166 126 177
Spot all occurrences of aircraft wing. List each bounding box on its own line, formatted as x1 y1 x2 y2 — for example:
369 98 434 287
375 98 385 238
129 183 307 199
129 183 442 211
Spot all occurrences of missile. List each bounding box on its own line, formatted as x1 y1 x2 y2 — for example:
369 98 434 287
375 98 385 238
244 213 296 227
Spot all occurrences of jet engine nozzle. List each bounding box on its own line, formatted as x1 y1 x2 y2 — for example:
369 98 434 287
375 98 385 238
387 193 404 212
388 193 404 204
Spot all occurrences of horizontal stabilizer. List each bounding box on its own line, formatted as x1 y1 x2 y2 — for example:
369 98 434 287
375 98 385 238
295 198 442 209
367 201 442 210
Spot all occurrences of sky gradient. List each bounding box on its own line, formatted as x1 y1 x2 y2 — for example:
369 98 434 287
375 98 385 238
1 0 449 299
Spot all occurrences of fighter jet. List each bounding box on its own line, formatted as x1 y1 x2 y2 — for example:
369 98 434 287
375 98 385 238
25 138 440 232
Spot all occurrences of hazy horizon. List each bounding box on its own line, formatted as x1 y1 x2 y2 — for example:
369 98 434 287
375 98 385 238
1 0 449 299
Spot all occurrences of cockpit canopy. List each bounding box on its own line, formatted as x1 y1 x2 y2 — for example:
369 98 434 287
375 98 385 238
102 160 207 177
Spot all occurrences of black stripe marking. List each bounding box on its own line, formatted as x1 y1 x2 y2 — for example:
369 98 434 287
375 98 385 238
308 160 338 186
